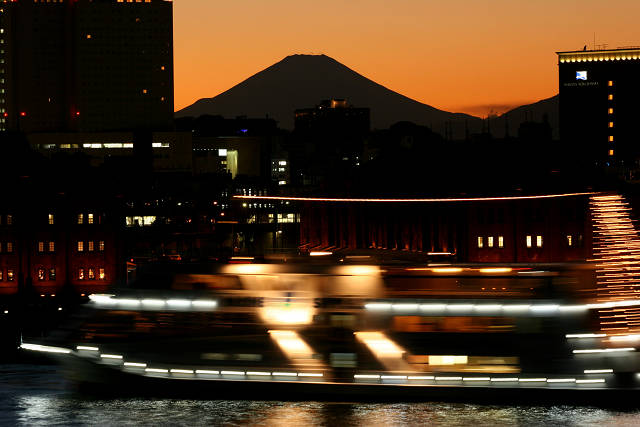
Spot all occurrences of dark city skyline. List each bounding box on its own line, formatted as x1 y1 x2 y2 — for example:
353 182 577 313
3 0 640 421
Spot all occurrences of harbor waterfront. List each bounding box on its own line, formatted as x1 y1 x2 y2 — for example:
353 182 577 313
0 364 640 426
3 364 640 426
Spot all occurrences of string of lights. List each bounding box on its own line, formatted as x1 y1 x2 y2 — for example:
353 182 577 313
589 194 640 334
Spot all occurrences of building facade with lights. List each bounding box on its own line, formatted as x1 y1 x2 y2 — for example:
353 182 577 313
0 203 120 297
557 48 640 166
1 0 174 133
296 194 592 263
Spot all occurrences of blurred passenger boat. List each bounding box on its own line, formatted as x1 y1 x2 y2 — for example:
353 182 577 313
20 261 640 403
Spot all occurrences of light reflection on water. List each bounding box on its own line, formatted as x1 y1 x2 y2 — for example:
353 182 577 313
2 365 640 426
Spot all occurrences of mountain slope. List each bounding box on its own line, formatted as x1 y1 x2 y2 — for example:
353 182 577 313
498 95 559 139
176 54 481 137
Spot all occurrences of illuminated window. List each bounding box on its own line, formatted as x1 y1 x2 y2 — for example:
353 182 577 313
77 241 84 252
609 122 614 128
6 214 11 225
99 240 105 252
78 268 85 280
7 269 13 281
48 214 54 225
567 235 573 247
608 108 614 114
77 213 84 224
88 241 94 252
609 149 614 156
160 65 165 71
142 89 148 94
609 136 614 142
49 268 56 281
38 241 44 252
487 236 494 248
608 94 613 101
278 160 287 166
536 235 543 248
0 270 2 281
477 236 484 248
99 268 105 280
37 268 46 281
608 80 613 86
88 268 95 280
6 242 12 253
498 236 504 248
49 241 55 252
88 213 94 224
278 180 287 185
526 235 532 248
86 34 92 39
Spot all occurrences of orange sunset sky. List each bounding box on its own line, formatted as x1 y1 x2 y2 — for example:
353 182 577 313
173 0 640 117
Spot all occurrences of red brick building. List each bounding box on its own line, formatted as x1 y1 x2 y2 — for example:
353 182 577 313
0 204 120 296
297 193 592 263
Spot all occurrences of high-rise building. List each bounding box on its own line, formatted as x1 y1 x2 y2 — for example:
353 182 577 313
557 48 640 165
1 0 173 133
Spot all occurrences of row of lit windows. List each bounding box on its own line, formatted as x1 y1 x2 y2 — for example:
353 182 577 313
270 213 299 224
77 213 99 224
0 269 14 282
477 232 583 249
525 235 544 248
77 241 105 252
0 242 13 253
477 235 544 248
36 267 56 282
0 214 12 225
78 267 106 281
608 88 614 156
37 241 55 253
477 236 504 248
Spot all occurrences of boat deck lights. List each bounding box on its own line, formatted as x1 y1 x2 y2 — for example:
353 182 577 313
232 192 594 203
20 343 72 354
77 345 100 351
100 354 123 359
364 300 640 314
354 374 606 385
124 362 147 368
89 294 218 311
573 348 635 354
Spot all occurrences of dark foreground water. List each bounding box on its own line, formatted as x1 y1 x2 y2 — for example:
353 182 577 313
3 365 640 426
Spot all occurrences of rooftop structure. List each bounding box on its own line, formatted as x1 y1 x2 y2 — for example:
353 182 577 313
1 0 174 133
557 47 640 166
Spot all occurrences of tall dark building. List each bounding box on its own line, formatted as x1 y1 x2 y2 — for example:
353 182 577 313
557 48 640 165
293 99 370 185
1 0 174 133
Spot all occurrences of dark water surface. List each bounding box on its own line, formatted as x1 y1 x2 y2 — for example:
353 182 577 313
3 365 640 426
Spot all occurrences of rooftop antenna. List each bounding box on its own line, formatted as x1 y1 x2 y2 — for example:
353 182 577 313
593 32 596 50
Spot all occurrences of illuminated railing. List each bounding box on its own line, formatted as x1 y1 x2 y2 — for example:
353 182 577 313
558 49 640 63
20 341 612 388
89 294 218 311
362 300 640 316
589 194 640 334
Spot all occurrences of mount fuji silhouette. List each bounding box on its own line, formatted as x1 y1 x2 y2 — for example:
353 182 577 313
176 54 558 139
